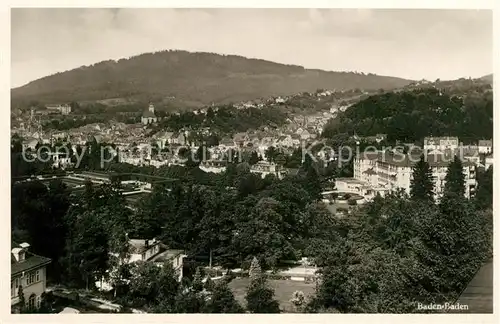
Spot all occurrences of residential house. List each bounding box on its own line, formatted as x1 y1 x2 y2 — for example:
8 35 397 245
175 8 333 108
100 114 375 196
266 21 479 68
277 135 294 148
460 146 481 165
48 152 73 169
151 249 186 280
11 243 51 312
233 133 249 147
110 238 186 281
219 137 236 150
478 140 493 154
290 134 301 147
22 137 39 151
300 129 312 141
199 160 227 174
275 97 286 104
423 136 459 153
171 132 186 146
45 104 71 115
485 153 493 170
250 161 286 180
159 132 175 147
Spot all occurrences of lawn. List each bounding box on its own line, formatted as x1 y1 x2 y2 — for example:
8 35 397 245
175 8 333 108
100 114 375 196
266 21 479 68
228 278 316 313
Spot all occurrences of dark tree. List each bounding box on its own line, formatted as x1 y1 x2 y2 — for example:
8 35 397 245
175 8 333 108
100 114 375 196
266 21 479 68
203 280 244 313
443 155 465 198
410 154 434 203
475 166 493 209
248 151 260 165
245 257 280 313
297 154 322 201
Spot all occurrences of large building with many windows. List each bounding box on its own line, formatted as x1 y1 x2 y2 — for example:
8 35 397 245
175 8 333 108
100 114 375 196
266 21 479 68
423 136 459 152
11 242 51 313
353 150 477 201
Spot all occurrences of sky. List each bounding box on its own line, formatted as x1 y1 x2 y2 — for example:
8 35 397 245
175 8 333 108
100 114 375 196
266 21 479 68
11 8 493 88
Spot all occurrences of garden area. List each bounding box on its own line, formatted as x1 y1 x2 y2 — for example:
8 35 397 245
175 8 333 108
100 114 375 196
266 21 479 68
228 277 316 313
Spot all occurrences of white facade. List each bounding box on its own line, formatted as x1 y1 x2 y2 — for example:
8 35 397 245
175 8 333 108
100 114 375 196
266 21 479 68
423 136 459 152
141 104 158 125
478 140 493 154
104 238 186 289
353 151 477 200
250 161 286 179
485 154 493 170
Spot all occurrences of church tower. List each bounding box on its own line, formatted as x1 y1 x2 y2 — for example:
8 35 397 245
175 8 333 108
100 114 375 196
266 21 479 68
148 103 155 113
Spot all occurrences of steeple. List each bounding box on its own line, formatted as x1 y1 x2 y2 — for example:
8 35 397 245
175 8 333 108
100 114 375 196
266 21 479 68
148 103 155 113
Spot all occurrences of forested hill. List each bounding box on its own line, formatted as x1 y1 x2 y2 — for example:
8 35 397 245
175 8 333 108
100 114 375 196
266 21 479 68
322 87 493 144
11 50 411 108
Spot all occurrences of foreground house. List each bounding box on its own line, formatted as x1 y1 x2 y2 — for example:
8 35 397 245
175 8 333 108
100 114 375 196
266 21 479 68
99 238 186 291
126 238 186 279
11 243 51 313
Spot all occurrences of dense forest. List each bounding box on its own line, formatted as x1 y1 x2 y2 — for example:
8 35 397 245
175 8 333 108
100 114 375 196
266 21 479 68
11 50 411 108
322 88 493 144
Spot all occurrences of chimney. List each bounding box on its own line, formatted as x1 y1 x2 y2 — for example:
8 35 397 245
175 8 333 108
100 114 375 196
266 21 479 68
12 245 28 262
145 239 149 248
19 242 30 251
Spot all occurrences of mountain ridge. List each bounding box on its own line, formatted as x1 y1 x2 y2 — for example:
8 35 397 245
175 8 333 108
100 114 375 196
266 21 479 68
11 50 412 108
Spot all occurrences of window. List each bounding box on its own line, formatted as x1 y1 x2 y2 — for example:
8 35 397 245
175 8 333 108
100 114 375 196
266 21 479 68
36 295 41 308
26 270 40 286
11 278 19 297
28 294 36 310
26 272 35 285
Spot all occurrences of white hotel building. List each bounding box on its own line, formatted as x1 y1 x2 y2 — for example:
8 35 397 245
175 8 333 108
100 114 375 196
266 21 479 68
352 150 477 201
423 136 459 152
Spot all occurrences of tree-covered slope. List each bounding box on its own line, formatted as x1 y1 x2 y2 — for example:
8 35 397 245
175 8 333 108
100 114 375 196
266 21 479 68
322 88 493 144
11 50 411 108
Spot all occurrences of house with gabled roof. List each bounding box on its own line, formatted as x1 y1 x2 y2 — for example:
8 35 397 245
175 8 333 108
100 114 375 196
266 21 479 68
478 140 493 154
11 242 51 313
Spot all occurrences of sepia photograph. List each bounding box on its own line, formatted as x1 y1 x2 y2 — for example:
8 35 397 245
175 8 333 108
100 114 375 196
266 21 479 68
8 5 493 316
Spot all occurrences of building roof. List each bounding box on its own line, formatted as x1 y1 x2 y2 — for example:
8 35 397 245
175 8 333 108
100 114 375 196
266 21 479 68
128 239 160 254
150 249 185 263
220 137 234 145
478 140 492 147
59 307 81 314
336 177 367 185
451 260 492 313
423 136 459 144
359 150 474 168
142 110 156 118
11 252 51 276
357 151 379 160
363 168 377 175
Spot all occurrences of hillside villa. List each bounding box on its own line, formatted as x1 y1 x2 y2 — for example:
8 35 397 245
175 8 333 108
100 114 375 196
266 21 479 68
11 242 51 313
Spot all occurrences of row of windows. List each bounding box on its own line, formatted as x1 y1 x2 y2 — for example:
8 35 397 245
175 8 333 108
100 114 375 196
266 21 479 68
11 269 41 297
26 270 41 285
28 294 42 309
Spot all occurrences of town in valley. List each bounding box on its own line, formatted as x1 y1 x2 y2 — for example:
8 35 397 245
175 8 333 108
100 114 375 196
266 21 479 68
9 8 493 315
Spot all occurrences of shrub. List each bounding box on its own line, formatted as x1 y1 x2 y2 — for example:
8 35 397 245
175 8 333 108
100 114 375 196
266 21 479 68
347 198 357 206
